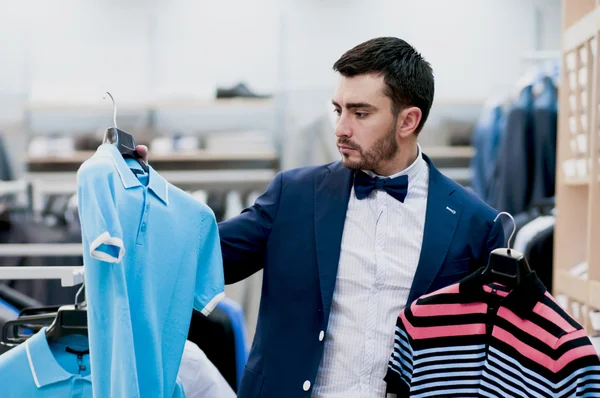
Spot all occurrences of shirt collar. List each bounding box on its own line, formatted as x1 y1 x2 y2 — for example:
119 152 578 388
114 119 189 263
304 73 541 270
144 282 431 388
458 266 547 319
363 143 425 184
95 144 169 205
25 327 92 388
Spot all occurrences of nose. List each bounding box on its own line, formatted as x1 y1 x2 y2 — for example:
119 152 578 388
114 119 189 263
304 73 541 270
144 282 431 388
335 113 352 138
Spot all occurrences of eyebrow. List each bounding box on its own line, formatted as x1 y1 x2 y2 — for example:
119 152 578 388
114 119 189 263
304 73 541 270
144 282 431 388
331 100 377 111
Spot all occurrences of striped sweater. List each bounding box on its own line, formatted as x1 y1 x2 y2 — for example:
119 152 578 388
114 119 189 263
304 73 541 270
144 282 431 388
384 268 600 397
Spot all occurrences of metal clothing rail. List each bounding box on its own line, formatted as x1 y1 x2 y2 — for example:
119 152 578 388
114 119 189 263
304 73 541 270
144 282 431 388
0 244 83 257
0 266 84 287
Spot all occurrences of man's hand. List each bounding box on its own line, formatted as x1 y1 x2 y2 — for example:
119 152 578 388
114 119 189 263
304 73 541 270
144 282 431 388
136 145 149 164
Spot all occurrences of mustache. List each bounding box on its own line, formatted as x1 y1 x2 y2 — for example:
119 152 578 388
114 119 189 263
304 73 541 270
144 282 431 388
337 138 360 151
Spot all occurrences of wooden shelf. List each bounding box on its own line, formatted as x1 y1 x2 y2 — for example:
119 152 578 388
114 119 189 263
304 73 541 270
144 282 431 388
26 149 278 164
565 176 591 185
422 146 474 159
564 4 600 51
556 0 600 334
590 280 600 310
556 271 589 304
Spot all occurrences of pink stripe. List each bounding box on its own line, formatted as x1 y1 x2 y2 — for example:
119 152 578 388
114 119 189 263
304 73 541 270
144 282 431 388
496 307 557 348
492 327 597 372
419 283 460 299
400 312 486 340
412 301 487 317
532 302 577 333
483 285 509 297
555 328 588 348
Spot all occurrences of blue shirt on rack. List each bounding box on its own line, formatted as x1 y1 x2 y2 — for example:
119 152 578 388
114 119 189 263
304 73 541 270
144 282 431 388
77 144 225 398
0 327 92 398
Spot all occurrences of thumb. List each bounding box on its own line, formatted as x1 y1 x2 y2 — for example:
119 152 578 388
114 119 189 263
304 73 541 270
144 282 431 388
136 145 149 163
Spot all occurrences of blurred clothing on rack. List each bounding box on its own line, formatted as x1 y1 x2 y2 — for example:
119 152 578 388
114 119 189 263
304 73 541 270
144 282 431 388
488 85 534 215
474 62 559 216
0 133 13 181
471 103 506 201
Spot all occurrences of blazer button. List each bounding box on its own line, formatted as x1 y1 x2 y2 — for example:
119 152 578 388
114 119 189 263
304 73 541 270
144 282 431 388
303 380 311 391
319 331 324 341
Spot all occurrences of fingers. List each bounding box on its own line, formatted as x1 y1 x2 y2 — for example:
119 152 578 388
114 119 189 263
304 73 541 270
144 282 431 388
136 145 149 163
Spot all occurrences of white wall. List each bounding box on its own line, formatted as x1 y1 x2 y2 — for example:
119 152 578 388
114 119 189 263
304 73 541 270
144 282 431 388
0 0 560 105
280 0 561 102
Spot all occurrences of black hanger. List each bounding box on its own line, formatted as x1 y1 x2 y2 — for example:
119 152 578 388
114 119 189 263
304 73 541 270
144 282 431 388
0 284 88 347
44 304 88 342
103 92 148 173
481 211 532 288
45 283 88 342
1 312 57 346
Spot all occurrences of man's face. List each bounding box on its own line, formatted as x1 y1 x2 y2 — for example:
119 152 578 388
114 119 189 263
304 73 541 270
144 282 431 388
332 73 399 172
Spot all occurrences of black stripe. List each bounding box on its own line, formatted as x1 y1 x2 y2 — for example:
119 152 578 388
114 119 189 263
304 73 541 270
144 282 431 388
480 370 532 398
410 335 488 352
486 349 555 393
410 366 486 387
493 317 591 359
527 311 571 338
414 345 487 361
404 303 487 327
483 361 550 397
478 380 518 398
539 295 582 330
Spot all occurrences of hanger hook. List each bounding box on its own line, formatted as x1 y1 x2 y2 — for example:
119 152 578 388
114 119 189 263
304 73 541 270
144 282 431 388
494 211 516 251
74 283 85 308
103 91 118 129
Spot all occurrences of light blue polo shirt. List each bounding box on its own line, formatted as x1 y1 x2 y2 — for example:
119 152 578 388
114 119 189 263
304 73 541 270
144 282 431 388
77 144 225 398
0 327 92 397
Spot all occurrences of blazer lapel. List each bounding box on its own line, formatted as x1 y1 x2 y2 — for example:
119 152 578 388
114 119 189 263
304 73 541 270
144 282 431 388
407 155 463 304
314 162 353 317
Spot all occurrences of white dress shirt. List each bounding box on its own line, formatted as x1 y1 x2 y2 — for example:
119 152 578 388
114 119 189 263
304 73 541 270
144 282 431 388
177 340 236 398
312 146 429 397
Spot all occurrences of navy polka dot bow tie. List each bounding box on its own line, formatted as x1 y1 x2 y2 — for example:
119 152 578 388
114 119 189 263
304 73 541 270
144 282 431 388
353 170 409 203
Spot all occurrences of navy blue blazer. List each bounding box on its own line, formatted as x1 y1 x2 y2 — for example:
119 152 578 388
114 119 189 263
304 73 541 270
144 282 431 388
219 154 505 397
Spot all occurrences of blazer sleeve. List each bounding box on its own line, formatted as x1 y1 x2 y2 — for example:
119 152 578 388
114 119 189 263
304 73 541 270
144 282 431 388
218 172 283 284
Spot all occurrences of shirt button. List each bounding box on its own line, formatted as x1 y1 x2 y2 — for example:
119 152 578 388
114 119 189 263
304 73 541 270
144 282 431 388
319 331 324 341
303 380 311 391
141 224 147 232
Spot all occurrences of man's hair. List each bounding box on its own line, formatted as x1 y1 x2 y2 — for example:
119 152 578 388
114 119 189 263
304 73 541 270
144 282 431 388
333 37 434 135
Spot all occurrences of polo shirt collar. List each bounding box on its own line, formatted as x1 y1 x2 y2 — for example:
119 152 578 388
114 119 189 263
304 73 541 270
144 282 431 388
25 327 92 388
459 266 547 319
95 144 169 205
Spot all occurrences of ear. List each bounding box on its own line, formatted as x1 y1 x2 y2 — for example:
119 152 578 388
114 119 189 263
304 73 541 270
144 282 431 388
396 106 422 138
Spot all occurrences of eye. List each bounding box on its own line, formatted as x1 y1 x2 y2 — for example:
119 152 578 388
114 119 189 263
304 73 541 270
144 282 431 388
355 112 368 119
333 109 341 116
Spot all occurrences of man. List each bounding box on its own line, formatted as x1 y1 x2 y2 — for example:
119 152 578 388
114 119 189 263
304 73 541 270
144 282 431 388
137 37 504 397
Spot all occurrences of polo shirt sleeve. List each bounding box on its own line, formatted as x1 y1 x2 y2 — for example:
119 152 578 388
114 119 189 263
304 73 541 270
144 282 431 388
384 312 413 396
77 159 125 264
194 209 225 316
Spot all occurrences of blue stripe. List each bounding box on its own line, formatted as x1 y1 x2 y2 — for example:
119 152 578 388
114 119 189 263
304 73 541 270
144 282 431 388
413 387 481 398
480 371 539 398
413 360 486 376
411 370 482 384
490 347 600 390
485 361 552 396
390 349 413 373
414 351 486 366
413 344 486 358
411 378 480 392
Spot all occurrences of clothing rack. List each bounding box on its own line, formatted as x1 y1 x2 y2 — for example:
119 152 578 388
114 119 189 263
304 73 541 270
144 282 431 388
0 266 84 287
0 243 82 257
0 180 27 196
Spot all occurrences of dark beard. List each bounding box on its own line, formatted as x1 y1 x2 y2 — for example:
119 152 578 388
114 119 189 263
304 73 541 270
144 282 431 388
338 123 398 171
